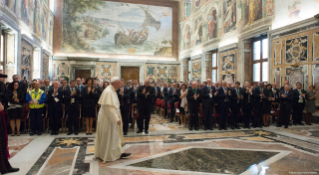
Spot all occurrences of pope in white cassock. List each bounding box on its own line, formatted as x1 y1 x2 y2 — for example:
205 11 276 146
94 77 131 162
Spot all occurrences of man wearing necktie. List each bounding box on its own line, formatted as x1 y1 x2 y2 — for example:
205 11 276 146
59 80 70 120
279 85 294 128
66 80 80 135
240 81 253 129
252 82 264 128
217 81 230 130
163 83 172 118
117 80 131 135
187 82 201 130
292 82 306 125
169 83 180 122
76 78 83 105
47 81 63 135
201 79 215 130
230 81 241 129
40 79 52 120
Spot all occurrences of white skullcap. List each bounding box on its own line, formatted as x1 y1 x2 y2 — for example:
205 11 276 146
111 77 120 83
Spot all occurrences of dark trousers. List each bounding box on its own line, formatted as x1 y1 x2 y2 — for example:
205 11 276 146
121 106 129 133
30 108 43 132
279 104 291 127
253 102 263 127
230 103 239 127
203 103 213 129
243 104 252 127
169 100 176 120
219 105 228 129
137 107 151 131
68 109 79 133
189 107 199 129
293 103 305 124
0 117 12 174
164 99 169 117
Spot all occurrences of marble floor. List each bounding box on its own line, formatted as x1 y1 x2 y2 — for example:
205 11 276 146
6 115 319 175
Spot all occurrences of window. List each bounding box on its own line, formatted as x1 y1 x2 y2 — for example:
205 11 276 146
211 52 218 83
33 49 40 79
252 38 268 83
184 0 191 18
50 0 55 13
0 32 4 72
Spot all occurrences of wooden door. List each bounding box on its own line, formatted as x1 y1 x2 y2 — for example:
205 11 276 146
75 69 91 80
121 67 139 82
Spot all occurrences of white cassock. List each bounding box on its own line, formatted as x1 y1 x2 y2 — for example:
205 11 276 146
94 85 124 162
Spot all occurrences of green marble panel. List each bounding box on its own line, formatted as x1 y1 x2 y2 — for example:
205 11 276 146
130 148 278 174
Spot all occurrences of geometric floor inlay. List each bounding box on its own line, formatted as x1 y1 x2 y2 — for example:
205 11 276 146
110 146 291 175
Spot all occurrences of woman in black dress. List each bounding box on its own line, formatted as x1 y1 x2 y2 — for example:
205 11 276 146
5 81 24 136
82 78 99 135
263 84 274 127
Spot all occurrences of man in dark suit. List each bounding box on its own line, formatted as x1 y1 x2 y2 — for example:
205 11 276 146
131 79 139 104
252 82 265 128
280 80 290 91
66 80 80 135
292 82 306 125
169 83 180 122
187 82 201 130
59 79 70 119
241 81 253 129
137 79 155 134
279 85 295 128
230 81 241 129
117 79 131 135
216 81 231 130
154 83 162 99
47 81 63 135
163 82 172 118
201 79 215 130
272 83 280 102
40 79 53 93
94 80 102 97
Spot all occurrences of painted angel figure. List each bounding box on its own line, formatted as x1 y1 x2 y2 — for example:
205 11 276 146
224 0 235 29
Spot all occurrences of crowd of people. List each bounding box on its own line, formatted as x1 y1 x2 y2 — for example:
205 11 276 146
0 74 317 137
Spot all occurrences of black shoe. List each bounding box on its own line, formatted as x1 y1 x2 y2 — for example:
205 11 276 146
246 125 250 129
37 131 42 135
67 131 73 135
219 127 222 130
293 123 297 126
74 132 78 135
195 128 199 131
258 125 263 128
231 126 235 130
204 128 207 130
284 126 288 128
124 132 127 135
189 128 193 131
30 131 35 136
170 119 174 123
209 128 213 130
236 126 240 129
298 123 304 125
276 125 282 127
51 131 55 135
120 153 131 158
3 167 20 174
137 130 143 134
223 128 227 130
55 131 59 135
145 131 149 134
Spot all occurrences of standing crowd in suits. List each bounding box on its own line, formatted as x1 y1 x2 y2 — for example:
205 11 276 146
0 74 317 136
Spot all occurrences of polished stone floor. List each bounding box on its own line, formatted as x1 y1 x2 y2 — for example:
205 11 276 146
6 115 319 175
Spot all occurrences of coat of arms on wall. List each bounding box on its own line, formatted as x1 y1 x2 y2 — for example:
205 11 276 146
157 66 168 77
101 65 112 76
285 36 308 63
147 65 156 77
57 63 69 76
285 66 308 89
222 54 235 71
222 73 235 84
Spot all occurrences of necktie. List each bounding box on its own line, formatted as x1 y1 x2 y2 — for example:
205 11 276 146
285 91 287 95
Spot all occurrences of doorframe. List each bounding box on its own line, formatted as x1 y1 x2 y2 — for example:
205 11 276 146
117 62 145 82
70 65 96 80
